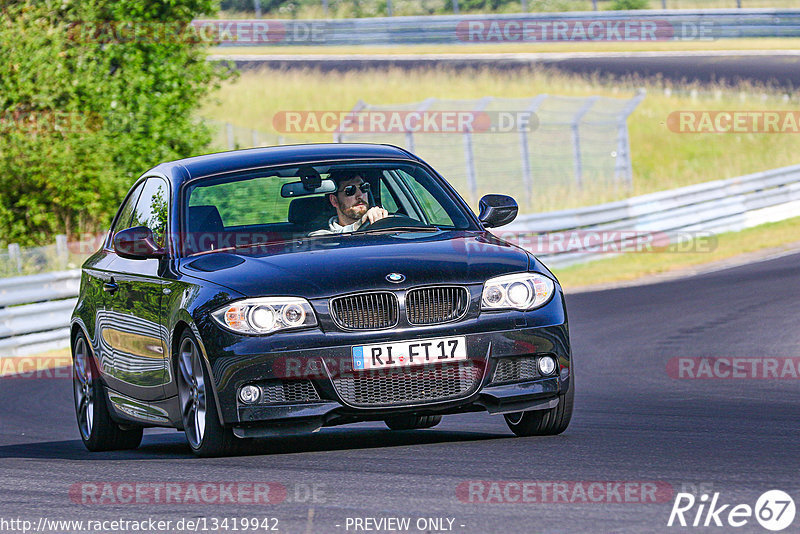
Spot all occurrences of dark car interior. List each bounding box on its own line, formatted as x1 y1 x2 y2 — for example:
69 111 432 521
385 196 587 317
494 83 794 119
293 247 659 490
182 164 463 255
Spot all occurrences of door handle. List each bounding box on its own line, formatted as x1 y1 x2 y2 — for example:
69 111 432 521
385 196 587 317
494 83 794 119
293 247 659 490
103 280 119 294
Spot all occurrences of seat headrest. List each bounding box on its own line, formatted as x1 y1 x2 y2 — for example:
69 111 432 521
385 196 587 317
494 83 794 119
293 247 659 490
187 205 224 234
288 196 335 227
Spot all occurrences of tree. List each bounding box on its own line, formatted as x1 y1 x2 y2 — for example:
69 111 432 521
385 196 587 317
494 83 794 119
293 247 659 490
0 0 232 245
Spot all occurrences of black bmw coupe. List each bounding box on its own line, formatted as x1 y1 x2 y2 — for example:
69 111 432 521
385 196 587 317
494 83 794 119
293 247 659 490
71 144 573 456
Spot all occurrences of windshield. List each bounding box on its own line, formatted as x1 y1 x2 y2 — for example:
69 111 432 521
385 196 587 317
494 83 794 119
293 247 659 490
182 160 477 255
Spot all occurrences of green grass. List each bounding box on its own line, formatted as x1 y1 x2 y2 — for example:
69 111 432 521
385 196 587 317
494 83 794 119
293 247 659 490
200 66 800 213
555 215 800 288
211 38 800 56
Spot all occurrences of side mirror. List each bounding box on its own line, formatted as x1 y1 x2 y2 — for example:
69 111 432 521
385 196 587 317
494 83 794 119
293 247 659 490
113 226 165 260
478 194 518 228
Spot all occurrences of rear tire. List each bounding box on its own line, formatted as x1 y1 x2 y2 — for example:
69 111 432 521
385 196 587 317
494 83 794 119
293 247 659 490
72 332 143 452
384 414 442 430
177 330 237 457
504 377 574 437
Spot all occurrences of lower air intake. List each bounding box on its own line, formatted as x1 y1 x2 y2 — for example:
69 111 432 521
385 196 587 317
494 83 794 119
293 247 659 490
491 356 540 385
332 361 482 407
258 380 320 404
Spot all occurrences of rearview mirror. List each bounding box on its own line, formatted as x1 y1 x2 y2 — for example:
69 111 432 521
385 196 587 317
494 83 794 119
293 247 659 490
113 226 165 260
478 194 518 228
281 179 337 198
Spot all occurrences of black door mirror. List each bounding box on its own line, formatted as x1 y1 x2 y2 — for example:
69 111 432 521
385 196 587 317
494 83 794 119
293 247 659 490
113 226 165 260
478 194 518 228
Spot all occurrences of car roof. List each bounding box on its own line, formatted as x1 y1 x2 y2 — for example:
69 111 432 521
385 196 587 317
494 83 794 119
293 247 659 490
148 143 419 186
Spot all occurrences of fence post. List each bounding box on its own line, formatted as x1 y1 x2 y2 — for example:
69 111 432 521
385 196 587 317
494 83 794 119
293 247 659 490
8 244 21 273
463 97 492 206
614 89 646 190
226 122 235 150
55 235 69 269
253 0 262 17
335 99 367 143
252 129 259 148
519 95 548 209
521 0 527 12
592 0 598 10
386 0 393 16
662 0 666 8
452 0 459 14
570 97 598 190
322 0 329 15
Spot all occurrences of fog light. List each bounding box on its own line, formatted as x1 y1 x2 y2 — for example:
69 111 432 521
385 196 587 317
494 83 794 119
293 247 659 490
239 384 261 404
538 355 557 375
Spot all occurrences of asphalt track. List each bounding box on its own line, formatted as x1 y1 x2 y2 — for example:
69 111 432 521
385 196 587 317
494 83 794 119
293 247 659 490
214 51 800 88
1 251 798 533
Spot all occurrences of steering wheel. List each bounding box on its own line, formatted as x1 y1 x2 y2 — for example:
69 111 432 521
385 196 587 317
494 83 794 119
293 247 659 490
356 213 428 232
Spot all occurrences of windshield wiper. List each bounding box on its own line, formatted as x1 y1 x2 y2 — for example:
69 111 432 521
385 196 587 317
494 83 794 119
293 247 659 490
359 226 440 235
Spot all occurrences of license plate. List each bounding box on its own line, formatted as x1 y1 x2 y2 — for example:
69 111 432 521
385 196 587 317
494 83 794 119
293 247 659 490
352 336 467 371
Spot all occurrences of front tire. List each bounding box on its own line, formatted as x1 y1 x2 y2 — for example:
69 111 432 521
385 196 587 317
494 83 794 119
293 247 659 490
384 414 442 430
504 377 574 437
72 333 142 451
177 331 236 457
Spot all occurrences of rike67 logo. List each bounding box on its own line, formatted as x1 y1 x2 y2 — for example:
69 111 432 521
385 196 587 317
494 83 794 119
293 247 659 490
668 490 796 531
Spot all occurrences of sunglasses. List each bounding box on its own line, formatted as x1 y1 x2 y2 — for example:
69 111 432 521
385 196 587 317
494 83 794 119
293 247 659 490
339 182 371 197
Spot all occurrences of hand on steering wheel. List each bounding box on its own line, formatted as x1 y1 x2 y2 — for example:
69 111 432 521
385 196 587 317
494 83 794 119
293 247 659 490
358 207 389 229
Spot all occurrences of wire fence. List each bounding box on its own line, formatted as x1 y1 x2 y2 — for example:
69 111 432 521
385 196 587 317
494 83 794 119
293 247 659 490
209 91 645 213
340 93 644 208
208 119 313 150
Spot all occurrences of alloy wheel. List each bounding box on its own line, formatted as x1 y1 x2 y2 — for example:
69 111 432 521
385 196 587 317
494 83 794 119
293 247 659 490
73 337 94 440
178 337 207 449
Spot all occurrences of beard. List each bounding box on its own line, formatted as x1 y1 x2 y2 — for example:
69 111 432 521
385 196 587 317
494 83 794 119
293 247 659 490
343 202 368 221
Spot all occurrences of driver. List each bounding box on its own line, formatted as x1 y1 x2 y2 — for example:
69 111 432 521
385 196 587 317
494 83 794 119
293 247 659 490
310 171 388 235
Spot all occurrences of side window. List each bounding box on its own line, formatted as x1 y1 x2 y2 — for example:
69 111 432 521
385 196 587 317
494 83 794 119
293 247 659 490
400 172 454 227
188 175 292 226
109 182 144 239
130 177 169 248
379 180 399 213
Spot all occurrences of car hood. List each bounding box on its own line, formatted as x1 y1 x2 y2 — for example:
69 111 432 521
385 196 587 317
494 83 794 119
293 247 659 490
179 231 530 299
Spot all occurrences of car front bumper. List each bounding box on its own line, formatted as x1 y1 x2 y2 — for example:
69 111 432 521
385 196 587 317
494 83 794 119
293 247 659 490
198 293 571 434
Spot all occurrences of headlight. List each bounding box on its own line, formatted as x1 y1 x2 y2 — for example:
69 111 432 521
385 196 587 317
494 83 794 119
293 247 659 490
481 273 555 311
211 297 317 335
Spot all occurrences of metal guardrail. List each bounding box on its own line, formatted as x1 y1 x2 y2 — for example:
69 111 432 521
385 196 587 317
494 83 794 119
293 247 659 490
0 270 80 357
2 162 799 358
504 163 800 267
210 9 800 47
